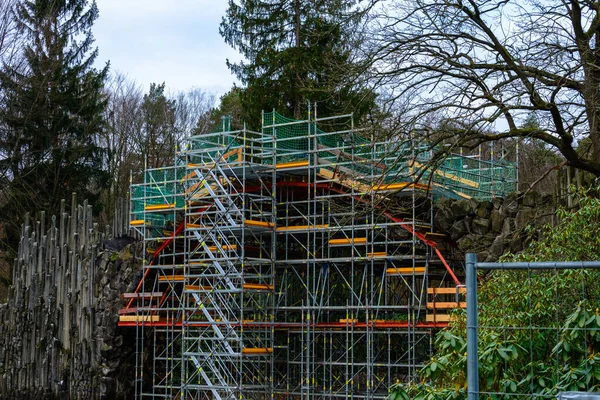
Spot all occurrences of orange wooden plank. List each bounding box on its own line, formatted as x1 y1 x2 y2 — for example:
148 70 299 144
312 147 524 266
244 220 275 228
426 314 453 323
242 348 273 355
158 275 185 282
386 267 426 275
427 287 467 295
329 237 367 245
243 283 274 291
276 160 309 170
145 203 175 211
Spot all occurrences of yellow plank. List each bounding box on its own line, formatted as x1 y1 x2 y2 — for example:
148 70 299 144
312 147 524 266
427 287 467 295
185 285 213 291
158 275 185 282
427 302 467 309
181 170 198 181
411 160 480 188
119 315 160 322
386 267 426 275
243 283 274 291
339 319 358 323
276 160 309 169
372 182 430 191
187 223 202 229
276 224 329 232
130 219 145 226
329 237 368 245
426 314 453 323
242 348 273 355
207 244 238 251
145 204 175 211
244 219 275 228
317 168 371 193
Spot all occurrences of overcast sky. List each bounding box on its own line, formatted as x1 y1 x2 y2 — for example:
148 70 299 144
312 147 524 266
93 0 241 100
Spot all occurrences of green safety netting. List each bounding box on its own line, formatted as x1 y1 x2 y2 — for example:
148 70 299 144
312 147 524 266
131 166 187 232
132 111 518 230
262 111 516 200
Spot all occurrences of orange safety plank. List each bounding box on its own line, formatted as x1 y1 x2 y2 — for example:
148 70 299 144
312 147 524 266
329 237 368 245
130 219 145 226
244 219 275 228
121 292 163 299
339 319 358 323
427 287 467 295
145 203 175 211
181 170 198 181
427 302 467 309
241 348 273 355
276 160 309 170
185 285 213 291
158 275 185 282
386 267 426 275
367 252 387 258
243 283 274 291
426 314 453 323
276 224 329 232
187 223 202 229
119 315 160 322
207 244 238 251
372 182 431 191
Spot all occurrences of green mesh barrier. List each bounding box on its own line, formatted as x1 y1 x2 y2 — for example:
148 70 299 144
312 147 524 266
132 111 518 208
130 166 186 233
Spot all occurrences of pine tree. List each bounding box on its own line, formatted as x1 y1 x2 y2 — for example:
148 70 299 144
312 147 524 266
220 0 375 127
0 0 109 254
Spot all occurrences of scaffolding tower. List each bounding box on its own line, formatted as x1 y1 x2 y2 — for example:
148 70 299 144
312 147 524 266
121 108 516 399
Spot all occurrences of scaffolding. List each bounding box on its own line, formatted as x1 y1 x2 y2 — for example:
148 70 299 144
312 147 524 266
121 108 517 399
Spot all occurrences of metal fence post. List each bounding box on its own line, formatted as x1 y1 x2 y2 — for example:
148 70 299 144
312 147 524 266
466 253 479 400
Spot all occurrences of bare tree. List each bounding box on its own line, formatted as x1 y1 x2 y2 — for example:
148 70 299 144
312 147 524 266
0 0 20 65
100 72 143 206
174 87 216 139
99 75 216 209
367 0 600 176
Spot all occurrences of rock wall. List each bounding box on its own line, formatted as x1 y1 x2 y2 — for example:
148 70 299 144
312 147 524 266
434 192 556 262
0 197 141 400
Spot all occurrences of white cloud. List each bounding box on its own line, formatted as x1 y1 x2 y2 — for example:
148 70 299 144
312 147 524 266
93 0 241 96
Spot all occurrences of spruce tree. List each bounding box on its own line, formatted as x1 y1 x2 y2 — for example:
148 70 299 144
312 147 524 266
0 0 109 255
220 0 375 127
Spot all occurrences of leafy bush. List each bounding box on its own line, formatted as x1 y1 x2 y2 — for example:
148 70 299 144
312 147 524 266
391 190 600 399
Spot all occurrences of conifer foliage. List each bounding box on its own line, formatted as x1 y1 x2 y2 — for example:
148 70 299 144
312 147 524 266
220 0 374 126
0 0 109 254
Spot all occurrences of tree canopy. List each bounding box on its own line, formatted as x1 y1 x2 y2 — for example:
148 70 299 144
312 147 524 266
368 0 600 176
220 0 376 127
0 0 109 254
